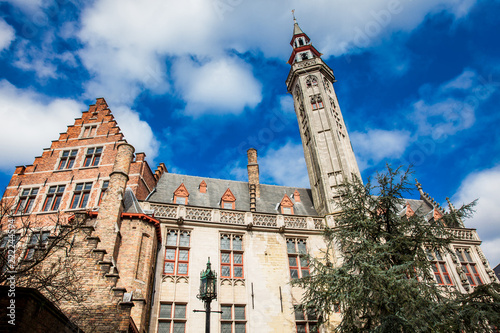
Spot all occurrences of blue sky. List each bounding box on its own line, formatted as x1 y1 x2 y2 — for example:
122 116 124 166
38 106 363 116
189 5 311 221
1 0 499 265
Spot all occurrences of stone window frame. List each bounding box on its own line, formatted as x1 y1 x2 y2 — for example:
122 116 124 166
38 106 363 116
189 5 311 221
220 234 244 279
82 146 103 167
164 230 191 276
455 247 483 286
426 248 453 285
24 230 50 261
42 185 66 212
57 149 78 170
294 305 319 333
305 75 318 88
158 302 187 333
310 95 323 110
69 182 93 209
15 187 39 215
287 238 310 279
221 304 246 333
80 124 98 138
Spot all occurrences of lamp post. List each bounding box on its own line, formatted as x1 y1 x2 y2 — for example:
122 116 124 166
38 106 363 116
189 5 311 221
194 258 219 333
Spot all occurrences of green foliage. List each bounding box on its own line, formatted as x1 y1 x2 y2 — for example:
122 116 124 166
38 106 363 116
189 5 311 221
292 165 499 332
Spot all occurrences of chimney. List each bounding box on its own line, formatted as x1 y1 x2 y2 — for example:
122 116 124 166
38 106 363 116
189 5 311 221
247 149 260 207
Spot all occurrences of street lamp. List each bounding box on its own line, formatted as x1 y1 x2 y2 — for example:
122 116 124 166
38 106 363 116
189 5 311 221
194 258 220 333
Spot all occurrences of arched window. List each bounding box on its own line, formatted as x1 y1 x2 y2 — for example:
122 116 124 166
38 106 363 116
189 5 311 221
311 95 323 110
305 76 317 88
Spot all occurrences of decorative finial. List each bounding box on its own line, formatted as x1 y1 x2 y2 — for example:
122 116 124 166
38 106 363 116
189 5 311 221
415 178 422 190
292 9 297 23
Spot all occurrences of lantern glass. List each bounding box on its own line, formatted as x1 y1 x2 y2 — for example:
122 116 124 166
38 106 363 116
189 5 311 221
207 276 215 298
200 277 207 297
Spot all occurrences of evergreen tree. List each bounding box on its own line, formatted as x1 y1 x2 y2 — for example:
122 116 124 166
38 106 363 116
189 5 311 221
292 165 500 332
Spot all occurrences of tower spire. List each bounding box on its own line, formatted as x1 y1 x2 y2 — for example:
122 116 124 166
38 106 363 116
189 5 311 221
285 19 361 215
291 10 305 36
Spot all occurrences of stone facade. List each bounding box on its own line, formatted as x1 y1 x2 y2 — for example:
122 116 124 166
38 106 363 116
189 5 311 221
0 21 498 333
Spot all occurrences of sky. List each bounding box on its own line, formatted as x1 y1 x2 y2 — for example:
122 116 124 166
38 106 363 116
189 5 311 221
0 0 499 265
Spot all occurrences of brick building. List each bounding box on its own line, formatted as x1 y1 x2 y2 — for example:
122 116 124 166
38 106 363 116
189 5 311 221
1 20 498 332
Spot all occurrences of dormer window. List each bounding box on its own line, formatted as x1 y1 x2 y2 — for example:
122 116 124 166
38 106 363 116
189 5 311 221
199 180 207 193
221 188 236 210
280 194 294 215
173 183 189 205
293 189 301 203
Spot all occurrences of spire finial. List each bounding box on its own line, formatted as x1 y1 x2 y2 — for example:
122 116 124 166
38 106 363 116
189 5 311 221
292 9 297 23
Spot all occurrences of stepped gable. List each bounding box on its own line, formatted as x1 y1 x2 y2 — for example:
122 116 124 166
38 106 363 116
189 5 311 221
147 173 318 216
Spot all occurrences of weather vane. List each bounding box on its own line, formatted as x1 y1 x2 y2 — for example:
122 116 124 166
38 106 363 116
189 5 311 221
292 9 296 22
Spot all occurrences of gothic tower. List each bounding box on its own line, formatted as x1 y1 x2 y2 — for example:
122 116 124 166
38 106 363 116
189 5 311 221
286 18 361 216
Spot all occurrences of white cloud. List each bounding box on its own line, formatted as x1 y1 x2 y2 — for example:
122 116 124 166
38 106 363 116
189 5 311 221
411 69 497 141
350 129 411 170
172 57 262 116
0 80 83 171
73 0 477 109
440 69 477 91
0 18 15 51
109 104 160 161
412 98 475 140
452 165 500 265
259 142 309 188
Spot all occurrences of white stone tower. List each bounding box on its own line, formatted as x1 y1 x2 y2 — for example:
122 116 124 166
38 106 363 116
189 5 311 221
286 18 361 216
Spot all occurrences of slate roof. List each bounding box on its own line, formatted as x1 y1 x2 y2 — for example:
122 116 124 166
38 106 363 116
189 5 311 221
123 187 145 214
146 173 319 216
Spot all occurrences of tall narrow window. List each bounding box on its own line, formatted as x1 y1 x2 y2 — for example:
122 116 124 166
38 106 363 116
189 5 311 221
98 180 109 206
221 305 246 333
287 238 309 279
15 188 39 214
294 306 319 333
426 248 452 285
70 182 92 209
57 150 77 170
83 147 102 167
456 248 483 286
43 185 65 211
220 234 244 279
158 303 187 333
164 230 190 276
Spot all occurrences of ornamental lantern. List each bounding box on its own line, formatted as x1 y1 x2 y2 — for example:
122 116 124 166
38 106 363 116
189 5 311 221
195 258 220 333
198 258 217 301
